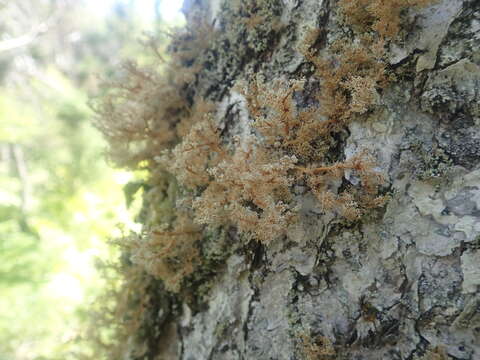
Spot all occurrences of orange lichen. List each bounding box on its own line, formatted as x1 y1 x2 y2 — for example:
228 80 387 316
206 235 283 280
187 136 298 244
301 151 387 220
298 333 336 360
130 214 202 293
338 0 435 39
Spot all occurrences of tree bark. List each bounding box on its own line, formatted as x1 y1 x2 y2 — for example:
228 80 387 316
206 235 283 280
131 0 480 359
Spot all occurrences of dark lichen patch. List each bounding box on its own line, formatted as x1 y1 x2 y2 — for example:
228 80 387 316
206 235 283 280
410 140 453 180
437 1 480 68
422 79 480 171
194 0 285 100
396 122 457 182
200 227 237 264
134 279 177 360
437 121 480 170
180 227 237 311
421 59 480 122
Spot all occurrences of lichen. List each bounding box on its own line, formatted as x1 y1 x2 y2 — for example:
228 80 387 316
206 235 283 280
87 0 454 358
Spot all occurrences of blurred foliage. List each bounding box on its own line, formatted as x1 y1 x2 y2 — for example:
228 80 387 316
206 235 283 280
0 0 173 358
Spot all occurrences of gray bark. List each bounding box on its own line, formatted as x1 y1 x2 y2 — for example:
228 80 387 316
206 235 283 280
132 0 480 359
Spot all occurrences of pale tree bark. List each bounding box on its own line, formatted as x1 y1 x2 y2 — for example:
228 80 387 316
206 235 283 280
126 0 480 359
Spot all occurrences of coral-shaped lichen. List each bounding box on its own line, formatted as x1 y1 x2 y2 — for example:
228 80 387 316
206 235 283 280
130 214 202 293
94 0 434 296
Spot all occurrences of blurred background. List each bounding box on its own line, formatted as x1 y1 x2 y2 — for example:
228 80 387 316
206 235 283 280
0 0 183 358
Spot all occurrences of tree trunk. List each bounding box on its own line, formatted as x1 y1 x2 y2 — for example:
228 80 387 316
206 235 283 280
120 0 480 359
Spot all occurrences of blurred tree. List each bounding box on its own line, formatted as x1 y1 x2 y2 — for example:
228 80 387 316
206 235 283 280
0 0 163 358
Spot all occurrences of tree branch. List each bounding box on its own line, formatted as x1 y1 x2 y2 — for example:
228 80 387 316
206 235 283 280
0 22 49 53
11 144 30 213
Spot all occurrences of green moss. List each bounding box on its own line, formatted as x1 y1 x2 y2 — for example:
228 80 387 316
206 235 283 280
180 227 237 309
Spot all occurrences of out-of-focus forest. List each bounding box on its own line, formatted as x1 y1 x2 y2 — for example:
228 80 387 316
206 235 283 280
0 1 180 358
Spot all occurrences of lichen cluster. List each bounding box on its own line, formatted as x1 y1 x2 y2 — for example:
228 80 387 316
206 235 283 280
90 0 435 356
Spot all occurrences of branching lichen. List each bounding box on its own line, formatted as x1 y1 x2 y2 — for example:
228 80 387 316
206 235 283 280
298 332 336 360
90 5 435 357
